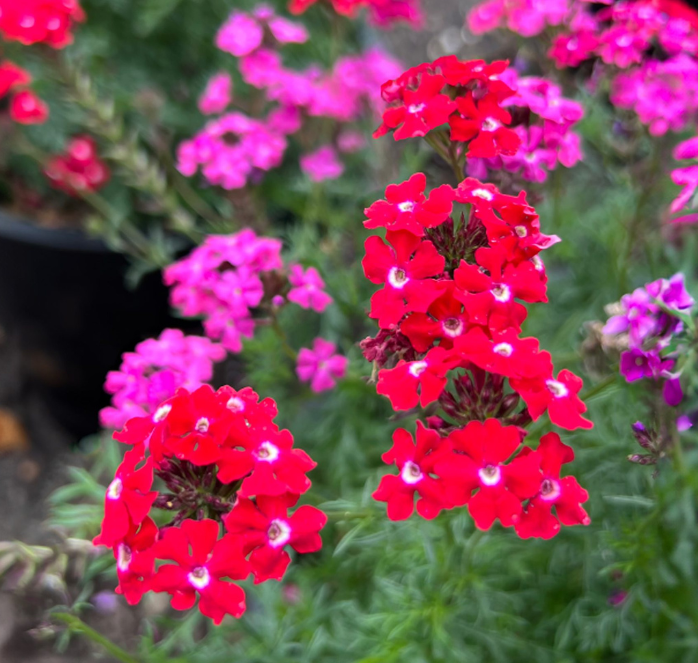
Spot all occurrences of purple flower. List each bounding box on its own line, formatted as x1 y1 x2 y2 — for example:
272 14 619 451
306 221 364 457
296 338 348 393
663 377 684 407
604 288 658 348
287 264 333 312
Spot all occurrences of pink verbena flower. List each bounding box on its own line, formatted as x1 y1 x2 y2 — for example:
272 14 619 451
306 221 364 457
296 338 348 392
198 73 233 115
100 329 226 429
300 146 344 182
287 264 333 312
216 11 264 57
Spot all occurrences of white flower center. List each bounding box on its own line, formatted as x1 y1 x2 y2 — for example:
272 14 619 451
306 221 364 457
531 255 544 272
398 201 415 212
478 464 502 486
117 543 132 572
227 396 245 412
481 117 501 132
387 267 409 289
408 103 425 114
107 478 123 500
546 379 569 398
539 478 561 502
153 403 172 423
408 361 428 378
442 317 464 338
491 284 511 303
20 15 35 28
401 460 423 485
471 188 494 201
267 519 292 548
515 225 528 237
187 566 211 590
493 342 513 357
255 441 280 462
195 417 210 433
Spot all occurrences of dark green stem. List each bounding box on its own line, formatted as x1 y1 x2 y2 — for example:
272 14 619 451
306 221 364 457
53 613 142 663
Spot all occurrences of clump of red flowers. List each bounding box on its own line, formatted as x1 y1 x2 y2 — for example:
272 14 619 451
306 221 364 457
0 61 49 125
0 0 85 48
45 135 110 196
363 57 593 539
93 384 326 624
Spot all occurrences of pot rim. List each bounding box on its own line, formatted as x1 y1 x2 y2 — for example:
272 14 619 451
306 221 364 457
0 209 109 253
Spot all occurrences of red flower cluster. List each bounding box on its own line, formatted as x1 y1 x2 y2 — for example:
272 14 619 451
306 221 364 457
363 57 593 539
44 135 110 196
375 57 523 158
373 421 589 536
94 384 326 624
0 61 49 125
0 0 85 48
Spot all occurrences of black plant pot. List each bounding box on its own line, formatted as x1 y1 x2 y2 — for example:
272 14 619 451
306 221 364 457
0 212 185 440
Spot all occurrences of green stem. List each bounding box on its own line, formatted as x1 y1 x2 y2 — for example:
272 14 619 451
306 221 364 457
270 316 298 361
53 613 142 663
580 374 617 401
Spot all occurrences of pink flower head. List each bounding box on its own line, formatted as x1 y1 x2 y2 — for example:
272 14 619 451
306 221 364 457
300 145 344 182
216 11 264 57
296 338 348 392
198 72 233 115
287 264 333 312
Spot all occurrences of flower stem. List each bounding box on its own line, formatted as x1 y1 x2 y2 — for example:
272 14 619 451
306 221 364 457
52 613 142 663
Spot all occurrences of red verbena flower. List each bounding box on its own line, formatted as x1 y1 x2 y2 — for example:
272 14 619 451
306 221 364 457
376 346 459 410
364 173 455 235
449 92 522 158
150 519 249 625
9 89 49 124
224 493 327 583
113 517 158 605
362 230 446 328
515 432 590 539
511 369 593 430
373 422 451 520
436 419 540 529
376 73 456 140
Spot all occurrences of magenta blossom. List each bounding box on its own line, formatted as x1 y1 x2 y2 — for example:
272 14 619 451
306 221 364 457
300 146 344 182
296 339 348 392
287 264 333 312
198 73 233 115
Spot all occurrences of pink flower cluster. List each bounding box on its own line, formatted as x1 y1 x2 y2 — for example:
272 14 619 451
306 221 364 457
164 229 333 353
469 0 698 137
467 70 584 183
297 339 348 393
100 329 226 429
668 135 698 223
178 5 402 189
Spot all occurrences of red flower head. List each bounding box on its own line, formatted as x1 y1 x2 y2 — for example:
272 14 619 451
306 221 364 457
217 425 316 497
93 448 157 548
362 230 446 328
400 282 472 352
454 177 518 213
0 0 86 48
150 519 250 625
450 92 521 159
113 517 158 605
376 346 459 410
10 90 49 125
436 419 540 529
434 57 515 100
0 61 31 96
515 433 590 539
454 327 552 380
454 246 545 330
44 135 111 196
511 369 593 430
165 385 234 466
364 173 455 236
376 73 457 140
224 493 327 583
373 422 451 520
